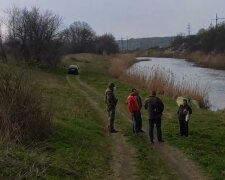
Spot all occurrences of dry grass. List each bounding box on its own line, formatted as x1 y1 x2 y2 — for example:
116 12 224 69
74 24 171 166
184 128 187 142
0 69 51 143
109 54 208 107
108 54 136 79
183 51 225 69
147 50 225 69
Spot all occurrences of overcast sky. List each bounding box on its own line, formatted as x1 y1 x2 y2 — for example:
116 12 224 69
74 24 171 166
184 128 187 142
0 0 225 39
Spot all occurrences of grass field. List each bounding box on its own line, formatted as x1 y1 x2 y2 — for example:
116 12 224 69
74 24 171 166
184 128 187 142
0 63 112 179
63 53 224 179
0 53 224 179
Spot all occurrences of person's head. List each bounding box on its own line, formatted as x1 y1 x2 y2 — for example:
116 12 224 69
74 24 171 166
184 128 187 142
108 82 115 90
183 99 187 105
131 88 138 96
151 90 156 96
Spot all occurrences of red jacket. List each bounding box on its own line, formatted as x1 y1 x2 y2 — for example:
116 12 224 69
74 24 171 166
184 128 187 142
127 93 139 113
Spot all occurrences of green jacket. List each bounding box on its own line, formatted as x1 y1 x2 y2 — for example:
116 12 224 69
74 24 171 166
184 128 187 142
105 88 118 110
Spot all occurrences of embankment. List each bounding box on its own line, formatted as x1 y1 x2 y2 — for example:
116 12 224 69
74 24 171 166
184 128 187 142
145 49 225 70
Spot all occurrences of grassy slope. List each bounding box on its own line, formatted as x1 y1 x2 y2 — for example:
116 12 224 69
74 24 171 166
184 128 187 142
64 54 178 179
0 53 224 179
66 54 225 179
0 64 112 179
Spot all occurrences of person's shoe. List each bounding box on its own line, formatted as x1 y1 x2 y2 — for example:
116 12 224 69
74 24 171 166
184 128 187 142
158 139 164 143
110 129 118 133
139 129 145 133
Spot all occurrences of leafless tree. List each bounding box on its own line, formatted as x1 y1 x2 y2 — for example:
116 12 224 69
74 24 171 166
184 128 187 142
61 21 96 53
96 33 119 54
0 22 7 62
5 6 62 65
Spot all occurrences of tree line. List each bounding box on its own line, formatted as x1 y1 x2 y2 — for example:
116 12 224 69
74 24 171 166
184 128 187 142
0 7 119 65
171 22 225 53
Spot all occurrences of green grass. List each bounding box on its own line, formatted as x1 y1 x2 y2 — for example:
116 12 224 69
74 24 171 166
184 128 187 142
65 54 178 179
64 53 225 179
1 53 225 179
163 101 225 180
0 63 112 179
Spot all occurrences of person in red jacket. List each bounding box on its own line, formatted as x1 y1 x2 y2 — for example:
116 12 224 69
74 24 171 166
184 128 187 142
127 90 140 134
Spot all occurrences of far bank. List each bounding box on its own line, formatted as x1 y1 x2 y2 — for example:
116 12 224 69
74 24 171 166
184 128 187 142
136 49 225 70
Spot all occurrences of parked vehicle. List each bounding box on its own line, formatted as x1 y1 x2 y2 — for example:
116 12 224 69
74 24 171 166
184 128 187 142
68 65 79 75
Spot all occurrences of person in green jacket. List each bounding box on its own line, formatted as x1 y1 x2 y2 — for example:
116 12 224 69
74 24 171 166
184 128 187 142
105 82 118 133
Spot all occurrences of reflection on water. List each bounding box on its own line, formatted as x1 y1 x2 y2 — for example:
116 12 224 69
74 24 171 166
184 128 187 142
131 57 225 110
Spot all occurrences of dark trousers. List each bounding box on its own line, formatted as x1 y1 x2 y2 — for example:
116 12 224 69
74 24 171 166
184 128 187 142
132 111 139 134
107 108 115 131
136 110 142 131
149 118 162 142
179 119 188 136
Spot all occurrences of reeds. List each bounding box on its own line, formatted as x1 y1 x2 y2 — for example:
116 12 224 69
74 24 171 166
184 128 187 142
109 54 209 108
0 69 52 143
147 50 225 70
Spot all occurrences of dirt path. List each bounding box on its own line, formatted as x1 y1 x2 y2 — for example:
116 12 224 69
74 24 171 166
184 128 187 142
66 76 136 180
71 76 209 180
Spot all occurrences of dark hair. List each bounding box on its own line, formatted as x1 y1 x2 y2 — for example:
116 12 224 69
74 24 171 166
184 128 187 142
152 90 156 96
131 88 136 92
108 82 115 88
183 99 187 103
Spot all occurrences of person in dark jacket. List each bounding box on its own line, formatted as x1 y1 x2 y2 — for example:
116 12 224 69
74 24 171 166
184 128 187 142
105 82 118 133
144 91 164 144
177 99 192 137
132 88 144 133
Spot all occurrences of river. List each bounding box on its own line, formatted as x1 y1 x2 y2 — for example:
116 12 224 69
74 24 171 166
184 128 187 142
130 57 225 111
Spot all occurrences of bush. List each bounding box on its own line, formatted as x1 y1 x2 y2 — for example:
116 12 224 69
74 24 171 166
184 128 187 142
0 70 51 143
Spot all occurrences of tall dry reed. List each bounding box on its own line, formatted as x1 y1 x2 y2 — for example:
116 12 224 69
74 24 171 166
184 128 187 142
109 54 208 108
0 69 52 143
147 50 225 70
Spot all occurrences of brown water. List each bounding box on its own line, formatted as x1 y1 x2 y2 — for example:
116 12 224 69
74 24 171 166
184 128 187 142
130 57 225 110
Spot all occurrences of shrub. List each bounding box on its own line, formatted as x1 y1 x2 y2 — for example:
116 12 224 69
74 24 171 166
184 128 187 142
0 69 51 143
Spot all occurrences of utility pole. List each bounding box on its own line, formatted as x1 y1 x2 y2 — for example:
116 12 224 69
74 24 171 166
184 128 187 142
216 13 218 28
126 36 129 52
187 23 191 36
121 37 123 52
211 13 225 28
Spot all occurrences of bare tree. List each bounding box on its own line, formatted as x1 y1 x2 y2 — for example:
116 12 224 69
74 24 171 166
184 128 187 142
96 33 119 54
0 22 7 62
61 21 96 53
5 7 62 65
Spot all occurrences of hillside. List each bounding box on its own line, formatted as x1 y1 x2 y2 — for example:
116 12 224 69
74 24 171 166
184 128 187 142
117 36 174 51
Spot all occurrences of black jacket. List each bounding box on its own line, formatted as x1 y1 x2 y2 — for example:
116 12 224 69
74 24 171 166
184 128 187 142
144 96 164 119
177 104 192 121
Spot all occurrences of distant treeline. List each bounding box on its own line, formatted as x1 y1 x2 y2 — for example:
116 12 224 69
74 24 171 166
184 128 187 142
0 7 119 65
171 23 225 53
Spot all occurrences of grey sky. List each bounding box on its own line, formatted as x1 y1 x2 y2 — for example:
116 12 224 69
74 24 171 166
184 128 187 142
0 0 225 39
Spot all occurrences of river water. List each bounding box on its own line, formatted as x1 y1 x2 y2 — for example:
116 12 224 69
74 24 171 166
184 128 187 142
130 57 225 111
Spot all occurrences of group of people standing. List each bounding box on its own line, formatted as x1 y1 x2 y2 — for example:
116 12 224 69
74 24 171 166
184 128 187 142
105 82 192 143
